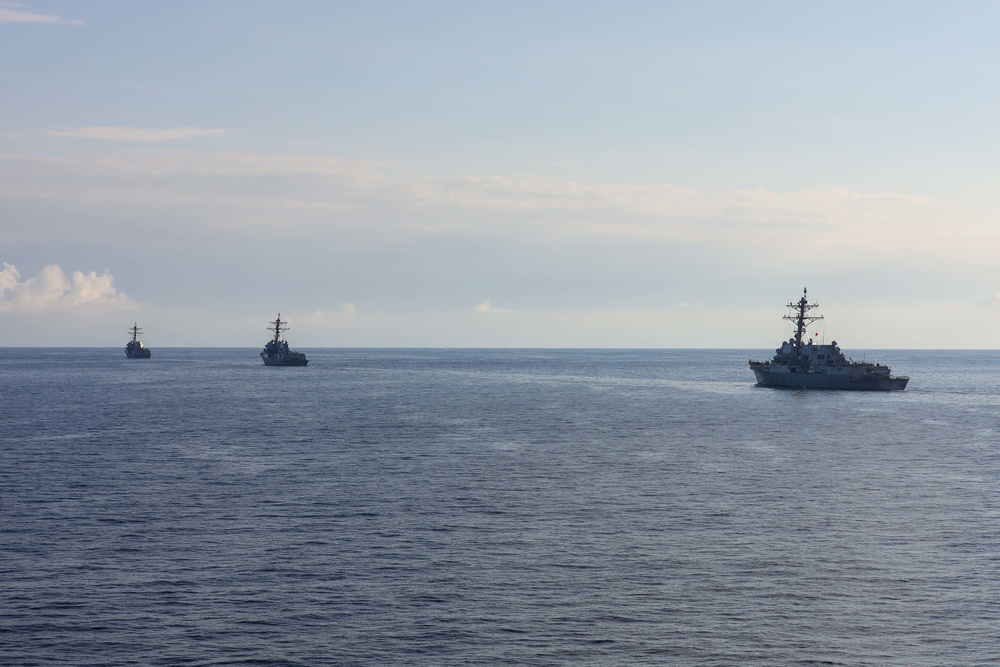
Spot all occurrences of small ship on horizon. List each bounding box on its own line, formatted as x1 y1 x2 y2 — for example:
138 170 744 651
125 323 151 359
260 314 308 366
749 288 908 391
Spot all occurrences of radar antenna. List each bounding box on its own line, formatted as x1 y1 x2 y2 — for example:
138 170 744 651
128 323 143 342
783 288 824 357
268 314 290 343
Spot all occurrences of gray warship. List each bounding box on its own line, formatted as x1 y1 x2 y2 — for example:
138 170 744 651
125 323 151 359
749 288 908 391
260 314 308 366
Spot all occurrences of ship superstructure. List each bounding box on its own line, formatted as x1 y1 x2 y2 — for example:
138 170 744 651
749 288 907 391
125 323 151 359
260 314 308 366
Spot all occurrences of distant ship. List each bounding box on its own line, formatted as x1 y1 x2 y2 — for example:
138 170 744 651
260 314 308 366
125 323 151 359
749 288 908 391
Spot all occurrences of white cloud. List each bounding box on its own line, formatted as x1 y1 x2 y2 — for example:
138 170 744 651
474 299 514 314
0 263 132 312
0 261 19 296
0 5 83 25
305 303 358 324
48 127 228 142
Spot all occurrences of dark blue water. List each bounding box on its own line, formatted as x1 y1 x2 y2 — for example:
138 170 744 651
2 348 998 666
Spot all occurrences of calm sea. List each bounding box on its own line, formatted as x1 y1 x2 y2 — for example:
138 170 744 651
2 348 998 666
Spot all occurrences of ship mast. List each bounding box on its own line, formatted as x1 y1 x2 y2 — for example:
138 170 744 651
128 323 143 342
268 314 290 343
783 288 823 358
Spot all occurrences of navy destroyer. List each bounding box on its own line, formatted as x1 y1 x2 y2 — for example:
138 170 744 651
260 314 308 366
749 289 908 391
125 323 151 359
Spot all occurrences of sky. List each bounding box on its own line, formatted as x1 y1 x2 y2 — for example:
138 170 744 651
3 1 1000 347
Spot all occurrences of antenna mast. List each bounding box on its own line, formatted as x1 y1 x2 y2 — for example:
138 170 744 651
783 288 823 357
268 314 290 342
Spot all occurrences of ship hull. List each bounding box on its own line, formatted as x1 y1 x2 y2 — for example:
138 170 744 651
261 355 308 366
125 350 151 359
751 366 907 391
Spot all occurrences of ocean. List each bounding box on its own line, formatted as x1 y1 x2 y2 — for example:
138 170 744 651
2 348 998 666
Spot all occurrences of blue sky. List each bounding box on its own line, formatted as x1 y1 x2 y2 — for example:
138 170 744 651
3 1 1000 347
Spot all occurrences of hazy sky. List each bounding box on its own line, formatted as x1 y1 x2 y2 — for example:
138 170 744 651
3 1 1000 347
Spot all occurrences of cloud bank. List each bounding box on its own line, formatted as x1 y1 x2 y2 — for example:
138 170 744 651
0 147 973 289
0 149 940 246
474 299 515 314
305 303 358 325
48 127 228 142
0 263 132 312
0 4 83 25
